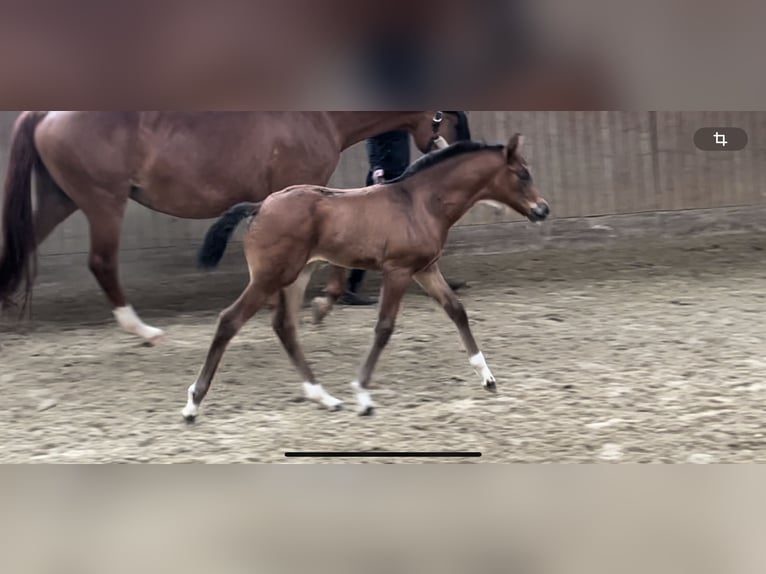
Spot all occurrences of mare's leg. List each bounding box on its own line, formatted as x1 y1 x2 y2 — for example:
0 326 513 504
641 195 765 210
84 200 164 344
273 265 343 410
351 269 411 415
311 265 346 324
33 173 78 246
182 281 269 421
413 264 496 391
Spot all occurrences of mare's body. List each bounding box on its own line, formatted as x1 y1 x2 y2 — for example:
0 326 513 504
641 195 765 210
0 111 468 343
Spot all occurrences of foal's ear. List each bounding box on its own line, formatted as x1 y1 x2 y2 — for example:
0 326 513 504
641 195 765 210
505 133 524 163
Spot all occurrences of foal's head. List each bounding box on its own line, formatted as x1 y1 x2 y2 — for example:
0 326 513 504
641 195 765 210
484 133 550 223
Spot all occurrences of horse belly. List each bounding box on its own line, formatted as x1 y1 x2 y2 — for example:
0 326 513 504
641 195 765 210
311 233 383 271
129 182 257 219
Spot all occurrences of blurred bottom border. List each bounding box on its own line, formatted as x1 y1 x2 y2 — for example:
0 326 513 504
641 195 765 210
0 464 764 574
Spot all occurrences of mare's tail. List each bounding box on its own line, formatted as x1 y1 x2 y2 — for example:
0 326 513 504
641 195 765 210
0 111 49 311
197 202 263 270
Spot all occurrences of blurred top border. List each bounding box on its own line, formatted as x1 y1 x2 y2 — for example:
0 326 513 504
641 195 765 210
0 0 764 110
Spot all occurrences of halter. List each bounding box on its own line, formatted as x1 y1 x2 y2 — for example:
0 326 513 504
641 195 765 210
429 111 450 150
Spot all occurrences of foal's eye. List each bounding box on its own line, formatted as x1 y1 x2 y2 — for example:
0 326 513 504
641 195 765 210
518 168 531 181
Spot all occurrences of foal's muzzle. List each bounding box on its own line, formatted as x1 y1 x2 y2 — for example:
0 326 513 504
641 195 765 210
528 202 550 222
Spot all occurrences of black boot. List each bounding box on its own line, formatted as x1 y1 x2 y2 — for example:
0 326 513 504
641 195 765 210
339 290 377 306
340 269 377 306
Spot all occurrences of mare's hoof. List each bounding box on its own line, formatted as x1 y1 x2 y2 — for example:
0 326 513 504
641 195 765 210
311 297 329 325
358 406 375 417
182 414 197 424
484 380 497 393
327 402 344 412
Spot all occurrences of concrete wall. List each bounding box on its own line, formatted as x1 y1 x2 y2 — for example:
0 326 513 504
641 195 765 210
1 111 764 258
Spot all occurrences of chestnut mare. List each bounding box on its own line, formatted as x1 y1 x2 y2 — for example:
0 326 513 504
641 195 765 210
182 135 550 421
0 111 469 344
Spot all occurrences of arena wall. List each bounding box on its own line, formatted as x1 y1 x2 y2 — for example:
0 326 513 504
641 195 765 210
1 111 764 260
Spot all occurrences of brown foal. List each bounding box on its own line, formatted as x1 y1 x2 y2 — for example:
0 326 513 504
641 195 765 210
182 134 549 420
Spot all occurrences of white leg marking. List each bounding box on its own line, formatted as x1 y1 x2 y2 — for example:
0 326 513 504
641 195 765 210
310 296 332 324
351 380 375 414
181 384 199 419
470 352 496 388
113 305 165 343
302 382 343 410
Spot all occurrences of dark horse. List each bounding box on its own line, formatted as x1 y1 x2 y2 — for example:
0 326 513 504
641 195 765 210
0 111 469 344
183 135 549 420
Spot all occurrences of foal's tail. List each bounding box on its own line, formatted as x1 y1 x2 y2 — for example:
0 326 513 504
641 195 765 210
197 202 263 270
0 111 48 311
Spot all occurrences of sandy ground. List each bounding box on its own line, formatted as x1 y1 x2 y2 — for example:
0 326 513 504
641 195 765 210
2 232 766 463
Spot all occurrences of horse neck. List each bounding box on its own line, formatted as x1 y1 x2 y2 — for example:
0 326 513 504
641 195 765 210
414 150 506 229
326 112 423 149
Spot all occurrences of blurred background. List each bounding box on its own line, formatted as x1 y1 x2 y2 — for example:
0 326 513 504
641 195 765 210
0 0 764 109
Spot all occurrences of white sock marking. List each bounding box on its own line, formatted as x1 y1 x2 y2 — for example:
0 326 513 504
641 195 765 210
351 380 374 413
113 305 165 342
181 384 199 419
470 352 496 387
303 382 343 409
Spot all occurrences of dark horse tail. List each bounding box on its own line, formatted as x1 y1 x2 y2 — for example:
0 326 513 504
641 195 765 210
197 202 263 270
0 111 49 311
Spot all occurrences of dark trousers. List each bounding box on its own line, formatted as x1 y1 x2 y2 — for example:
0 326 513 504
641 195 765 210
347 130 411 293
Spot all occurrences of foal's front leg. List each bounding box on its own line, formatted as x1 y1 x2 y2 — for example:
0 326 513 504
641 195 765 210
351 270 411 415
414 264 497 391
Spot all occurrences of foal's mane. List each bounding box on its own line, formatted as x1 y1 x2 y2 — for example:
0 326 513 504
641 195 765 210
390 140 504 183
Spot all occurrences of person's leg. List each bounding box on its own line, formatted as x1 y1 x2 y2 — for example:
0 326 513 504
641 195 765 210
340 267 376 305
347 269 367 292
340 169 375 305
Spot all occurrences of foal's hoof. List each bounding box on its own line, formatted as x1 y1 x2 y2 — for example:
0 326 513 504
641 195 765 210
181 403 199 423
483 379 497 393
327 402 344 412
358 405 375 417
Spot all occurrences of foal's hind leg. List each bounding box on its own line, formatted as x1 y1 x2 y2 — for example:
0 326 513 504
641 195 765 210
273 266 343 410
414 264 496 391
84 205 164 344
182 281 268 421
